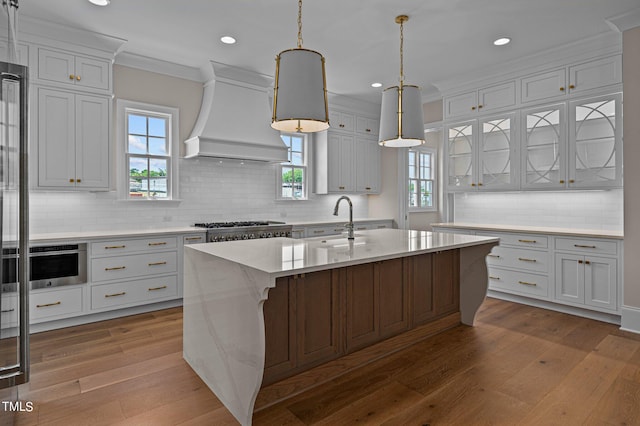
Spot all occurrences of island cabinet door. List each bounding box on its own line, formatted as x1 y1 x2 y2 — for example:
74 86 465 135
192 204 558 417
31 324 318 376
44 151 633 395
410 253 436 326
377 258 409 339
434 250 461 316
263 277 297 383
295 269 343 369
346 263 379 352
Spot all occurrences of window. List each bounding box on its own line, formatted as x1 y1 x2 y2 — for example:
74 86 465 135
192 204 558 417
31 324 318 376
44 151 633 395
408 147 436 210
277 133 307 200
117 100 179 201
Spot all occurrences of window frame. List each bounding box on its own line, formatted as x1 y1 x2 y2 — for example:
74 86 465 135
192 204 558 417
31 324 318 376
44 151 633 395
116 100 180 202
276 133 309 201
407 146 437 212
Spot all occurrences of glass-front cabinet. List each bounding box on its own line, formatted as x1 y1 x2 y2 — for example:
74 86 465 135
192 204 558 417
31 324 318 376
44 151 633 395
569 93 622 188
446 114 517 191
521 93 622 190
521 104 566 189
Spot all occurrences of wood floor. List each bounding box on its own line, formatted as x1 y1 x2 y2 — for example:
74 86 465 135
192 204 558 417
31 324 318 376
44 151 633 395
11 297 640 425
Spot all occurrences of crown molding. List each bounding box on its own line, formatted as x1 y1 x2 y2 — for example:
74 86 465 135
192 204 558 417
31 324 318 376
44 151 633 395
115 52 205 82
606 7 640 32
434 31 622 96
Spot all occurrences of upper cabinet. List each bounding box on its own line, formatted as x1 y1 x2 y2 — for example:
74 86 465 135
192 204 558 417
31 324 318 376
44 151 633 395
444 81 516 120
521 55 622 104
446 113 518 192
37 48 111 92
442 53 622 193
315 109 381 195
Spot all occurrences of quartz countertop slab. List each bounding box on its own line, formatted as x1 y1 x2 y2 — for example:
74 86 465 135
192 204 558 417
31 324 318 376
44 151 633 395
185 228 499 276
431 223 623 240
30 227 205 243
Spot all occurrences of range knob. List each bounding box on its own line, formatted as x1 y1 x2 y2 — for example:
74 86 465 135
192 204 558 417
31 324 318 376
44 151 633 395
242 234 249 240
267 232 273 238
249 233 256 239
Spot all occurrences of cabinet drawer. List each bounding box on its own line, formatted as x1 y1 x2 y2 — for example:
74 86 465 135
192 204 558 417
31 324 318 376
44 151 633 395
92 251 177 282
91 237 178 256
305 225 343 237
488 267 549 298
1 293 18 329
555 237 617 256
91 276 178 310
31 287 83 322
183 234 206 245
477 231 548 249
486 246 549 273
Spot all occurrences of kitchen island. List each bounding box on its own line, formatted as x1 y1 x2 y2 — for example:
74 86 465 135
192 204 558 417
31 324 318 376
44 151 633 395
183 228 498 425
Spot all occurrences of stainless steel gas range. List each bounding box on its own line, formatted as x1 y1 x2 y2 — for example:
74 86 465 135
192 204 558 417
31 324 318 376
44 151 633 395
193 221 293 243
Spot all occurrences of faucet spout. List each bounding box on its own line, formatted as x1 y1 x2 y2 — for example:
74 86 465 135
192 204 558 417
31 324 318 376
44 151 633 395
333 196 354 240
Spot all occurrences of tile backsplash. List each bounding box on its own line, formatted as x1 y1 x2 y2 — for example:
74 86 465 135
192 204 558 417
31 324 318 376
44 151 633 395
453 190 623 230
29 158 370 234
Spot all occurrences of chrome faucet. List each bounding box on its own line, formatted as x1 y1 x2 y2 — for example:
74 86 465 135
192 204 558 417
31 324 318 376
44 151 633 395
333 196 354 240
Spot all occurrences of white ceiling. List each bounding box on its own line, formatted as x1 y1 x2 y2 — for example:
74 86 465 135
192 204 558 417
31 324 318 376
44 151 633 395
18 0 640 104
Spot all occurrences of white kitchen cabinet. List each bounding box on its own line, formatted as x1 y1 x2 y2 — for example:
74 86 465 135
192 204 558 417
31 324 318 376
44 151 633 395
327 133 355 192
1 293 18 329
444 81 516 120
355 138 380 193
30 286 84 323
446 113 518 191
91 276 178 310
329 110 355 132
37 87 110 190
555 254 616 311
520 55 621 105
37 47 111 91
521 93 622 190
356 116 379 137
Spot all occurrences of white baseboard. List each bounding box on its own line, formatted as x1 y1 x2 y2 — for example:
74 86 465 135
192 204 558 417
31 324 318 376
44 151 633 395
486 290 621 325
620 305 640 334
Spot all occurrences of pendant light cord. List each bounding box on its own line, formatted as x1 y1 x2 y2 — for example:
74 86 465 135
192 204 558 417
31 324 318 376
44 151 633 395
297 0 303 48
399 17 404 85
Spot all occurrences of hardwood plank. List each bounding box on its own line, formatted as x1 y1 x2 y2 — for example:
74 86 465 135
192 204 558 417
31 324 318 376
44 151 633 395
583 377 640 426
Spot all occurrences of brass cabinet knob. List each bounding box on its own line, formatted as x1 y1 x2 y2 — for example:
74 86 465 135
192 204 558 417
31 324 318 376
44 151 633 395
339 186 345 189
76 75 81 81
569 84 575 89
339 124 344 128
471 106 476 110
478 183 483 186
471 183 476 186
478 105 483 109
76 178 81 183
69 74 75 80
560 180 565 184
560 87 565 91
569 179 575 183
69 178 75 183
366 128 371 132
365 187 371 190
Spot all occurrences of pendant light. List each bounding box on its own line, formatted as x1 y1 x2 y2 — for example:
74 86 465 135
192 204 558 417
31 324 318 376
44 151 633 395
378 15 425 147
271 0 329 133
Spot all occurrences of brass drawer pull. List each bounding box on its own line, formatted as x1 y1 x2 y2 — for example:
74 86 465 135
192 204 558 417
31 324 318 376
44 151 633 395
148 242 167 246
314 230 325 234
36 301 61 308
185 237 202 241
489 276 500 280
518 239 537 243
105 266 126 271
105 292 126 298
105 245 126 249
518 281 537 286
518 257 537 263
356 227 367 230
334 228 344 232
148 261 167 266
339 186 345 190
574 244 596 249
148 285 167 291
377 225 386 228
487 254 500 258
1 308 15 313
365 187 372 190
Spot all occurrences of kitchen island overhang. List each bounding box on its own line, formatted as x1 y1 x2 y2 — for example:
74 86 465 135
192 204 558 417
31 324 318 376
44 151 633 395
183 229 499 425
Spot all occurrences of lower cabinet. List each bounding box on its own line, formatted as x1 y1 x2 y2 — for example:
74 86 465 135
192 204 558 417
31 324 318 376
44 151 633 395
555 254 616 310
263 251 460 385
30 286 84 323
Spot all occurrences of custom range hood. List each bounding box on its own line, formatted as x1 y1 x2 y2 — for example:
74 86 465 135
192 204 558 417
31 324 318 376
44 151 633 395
184 61 288 162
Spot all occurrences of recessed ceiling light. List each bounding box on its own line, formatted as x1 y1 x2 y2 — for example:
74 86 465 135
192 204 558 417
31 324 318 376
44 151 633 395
88 0 110 6
493 37 511 46
220 36 237 45
371 82 382 88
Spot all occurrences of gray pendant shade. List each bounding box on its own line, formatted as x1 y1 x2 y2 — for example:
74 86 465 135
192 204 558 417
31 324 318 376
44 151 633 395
271 48 329 133
378 84 425 147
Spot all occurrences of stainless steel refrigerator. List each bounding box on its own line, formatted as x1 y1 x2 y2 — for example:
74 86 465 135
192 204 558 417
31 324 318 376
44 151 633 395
0 60 29 425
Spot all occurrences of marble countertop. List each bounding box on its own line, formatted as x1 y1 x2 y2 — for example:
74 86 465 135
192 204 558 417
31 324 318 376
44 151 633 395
185 228 499 276
431 222 623 240
30 227 205 243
